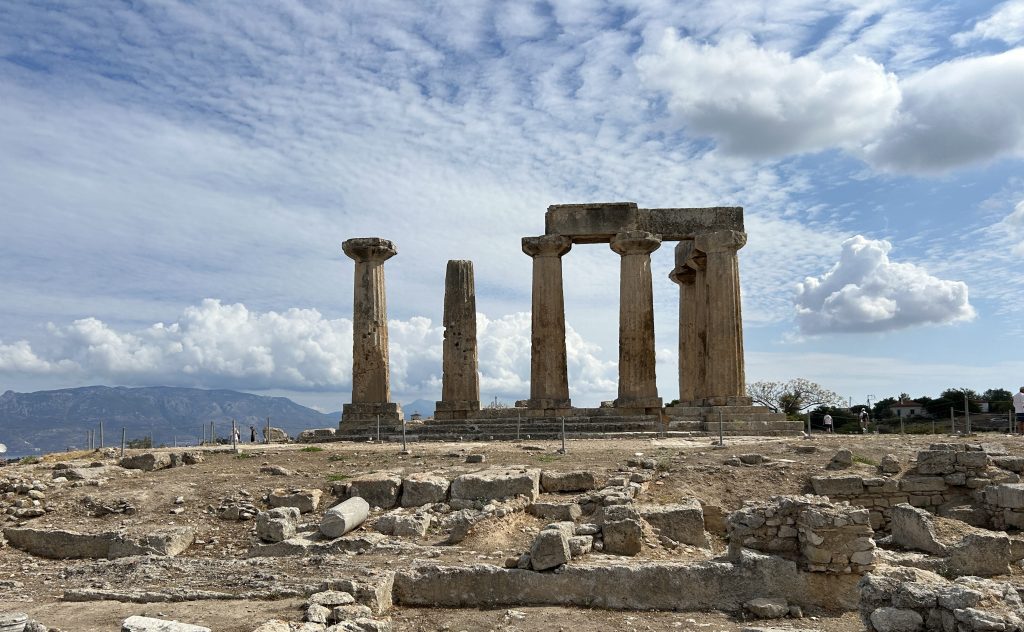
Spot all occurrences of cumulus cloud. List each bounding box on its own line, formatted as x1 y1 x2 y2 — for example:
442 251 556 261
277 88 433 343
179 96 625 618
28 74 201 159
952 0 1024 46
637 30 1024 171
795 236 975 334
636 31 901 158
0 300 618 404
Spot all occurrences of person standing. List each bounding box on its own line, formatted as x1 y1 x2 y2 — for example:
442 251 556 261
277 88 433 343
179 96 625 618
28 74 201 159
249 425 257 443
1014 387 1024 435
823 413 833 433
859 409 869 434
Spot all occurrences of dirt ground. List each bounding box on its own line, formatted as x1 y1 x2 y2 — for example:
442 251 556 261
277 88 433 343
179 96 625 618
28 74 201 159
1 432 1021 631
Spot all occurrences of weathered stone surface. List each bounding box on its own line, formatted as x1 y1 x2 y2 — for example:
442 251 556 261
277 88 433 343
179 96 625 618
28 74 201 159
121 616 210 632
540 470 598 493
268 488 322 514
828 449 853 469
888 504 945 555
529 502 581 522
985 483 1024 509
810 475 864 497
522 234 572 407
399 473 449 507
602 519 644 556
567 535 593 558
991 456 1024 473
610 230 662 408
248 622 289 632
898 476 947 493
530 528 571 571
869 607 923 632
945 532 1011 577
256 507 300 543
321 497 371 539
639 500 709 548
4 527 193 559
879 454 901 474
309 590 356 607
450 468 540 502
347 473 402 509
119 453 172 472
438 260 480 412
376 513 431 538
744 597 788 619
693 230 747 403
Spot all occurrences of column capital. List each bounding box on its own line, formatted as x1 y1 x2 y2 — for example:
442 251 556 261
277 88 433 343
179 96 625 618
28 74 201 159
694 230 747 253
522 234 572 258
610 230 661 256
343 237 398 263
669 266 696 285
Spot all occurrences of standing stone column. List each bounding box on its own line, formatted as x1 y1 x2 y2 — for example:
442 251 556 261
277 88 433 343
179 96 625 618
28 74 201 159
669 240 701 405
435 260 480 420
610 231 662 410
694 230 750 406
522 235 572 409
341 237 403 429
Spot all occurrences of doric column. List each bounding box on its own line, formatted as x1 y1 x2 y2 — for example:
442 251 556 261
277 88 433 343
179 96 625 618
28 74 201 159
340 237 402 429
694 230 749 406
435 260 480 420
669 240 700 404
522 235 572 409
610 231 662 410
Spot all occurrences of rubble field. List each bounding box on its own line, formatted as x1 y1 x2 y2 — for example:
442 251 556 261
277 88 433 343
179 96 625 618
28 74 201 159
0 433 1022 631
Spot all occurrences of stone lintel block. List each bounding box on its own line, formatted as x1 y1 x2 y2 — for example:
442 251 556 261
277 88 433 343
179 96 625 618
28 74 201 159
545 203 744 243
524 398 572 410
614 397 663 409
342 402 404 425
434 400 481 412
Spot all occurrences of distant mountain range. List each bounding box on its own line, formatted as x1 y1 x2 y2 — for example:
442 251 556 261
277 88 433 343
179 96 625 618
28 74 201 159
0 386 434 456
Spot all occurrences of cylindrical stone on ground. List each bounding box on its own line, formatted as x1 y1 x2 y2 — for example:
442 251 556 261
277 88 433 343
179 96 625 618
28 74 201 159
320 496 370 539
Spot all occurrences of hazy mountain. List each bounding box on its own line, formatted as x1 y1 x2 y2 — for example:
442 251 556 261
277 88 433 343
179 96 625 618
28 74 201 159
0 386 338 455
402 399 435 419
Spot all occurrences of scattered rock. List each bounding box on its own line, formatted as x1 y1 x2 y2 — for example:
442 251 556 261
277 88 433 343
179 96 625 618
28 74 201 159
256 507 300 543
828 449 853 469
347 473 403 509
601 519 643 556
268 488 322 514
121 615 211 631
879 454 901 474
400 473 449 507
744 597 789 619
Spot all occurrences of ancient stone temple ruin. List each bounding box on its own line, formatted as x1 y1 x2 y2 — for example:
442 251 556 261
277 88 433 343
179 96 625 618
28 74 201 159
338 202 799 438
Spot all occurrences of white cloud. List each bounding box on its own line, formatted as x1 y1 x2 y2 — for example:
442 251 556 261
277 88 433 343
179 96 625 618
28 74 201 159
998 200 1024 256
0 300 619 405
795 236 975 334
636 31 901 158
952 0 1024 46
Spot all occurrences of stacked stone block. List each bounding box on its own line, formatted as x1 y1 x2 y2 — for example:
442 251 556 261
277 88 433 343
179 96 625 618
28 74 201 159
983 483 1024 530
726 495 876 574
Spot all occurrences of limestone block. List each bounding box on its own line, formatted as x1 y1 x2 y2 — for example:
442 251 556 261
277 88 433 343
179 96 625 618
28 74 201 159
400 473 449 507
3 526 194 559
945 533 1011 577
308 590 356 607
955 451 989 468
992 456 1024 473
540 470 598 493
450 468 540 502
348 473 402 509
602 519 643 556
744 597 789 619
392 514 431 538
321 497 370 539
529 502 581 522
888 504 946 555
879 454 901 474
829 449 853 468
530 529 570 571
121 616 211 632
249 622 289 632
268 488 322 514
638 500 709 548
568 535 593 558
305 604 331 624
985 483 1024 509
898 477 947 493
256 507 300 543
119 453 172 472
915 451 956 475
810 475 864 497
869 607 923 632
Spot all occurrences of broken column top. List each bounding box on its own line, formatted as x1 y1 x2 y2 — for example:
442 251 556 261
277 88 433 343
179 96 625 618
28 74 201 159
545 201 743 243
342 237 397 262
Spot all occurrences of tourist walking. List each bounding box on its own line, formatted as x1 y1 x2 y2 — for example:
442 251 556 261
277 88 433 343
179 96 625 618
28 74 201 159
859 409 869 434
250 425 257 443
1014 387 1024 435
823 413 833 433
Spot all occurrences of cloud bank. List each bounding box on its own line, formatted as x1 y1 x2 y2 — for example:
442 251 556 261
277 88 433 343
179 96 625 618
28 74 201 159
795 236 975 334
0 299 617 404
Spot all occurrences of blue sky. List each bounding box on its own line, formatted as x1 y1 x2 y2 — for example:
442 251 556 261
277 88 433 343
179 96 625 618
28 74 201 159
1 0 1022 411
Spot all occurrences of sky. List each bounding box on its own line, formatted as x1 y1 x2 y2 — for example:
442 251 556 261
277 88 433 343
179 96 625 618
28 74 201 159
1 0 1023 413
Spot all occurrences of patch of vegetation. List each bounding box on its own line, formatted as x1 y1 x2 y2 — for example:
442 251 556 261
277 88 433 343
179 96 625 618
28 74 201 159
852 454 877 467
327 473 350 482
533 454 562 463
19 456 41 465
235 451 253 459
655 457 672 472
300 446 324 452
327 454 346 462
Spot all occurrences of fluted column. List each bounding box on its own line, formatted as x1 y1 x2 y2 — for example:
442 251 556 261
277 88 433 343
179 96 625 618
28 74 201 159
522 235 572 409
669 240 700 404
611 231 662 410
340 237 403 429
435 260 480 420
694 230 749 406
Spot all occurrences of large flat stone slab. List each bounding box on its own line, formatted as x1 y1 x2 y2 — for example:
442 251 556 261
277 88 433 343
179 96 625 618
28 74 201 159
545 203 744 243
3 527 194 559
450 467 540 502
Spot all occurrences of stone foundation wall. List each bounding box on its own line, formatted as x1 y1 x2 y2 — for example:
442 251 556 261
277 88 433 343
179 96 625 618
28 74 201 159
726 495 876 574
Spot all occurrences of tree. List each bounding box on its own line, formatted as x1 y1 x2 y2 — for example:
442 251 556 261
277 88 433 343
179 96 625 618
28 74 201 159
872 397 897 419
983 388 1012 413
747 379 844 415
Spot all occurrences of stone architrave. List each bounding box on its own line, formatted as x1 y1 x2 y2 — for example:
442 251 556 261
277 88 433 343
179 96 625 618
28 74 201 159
522 235 572 409
610 231 662 409
436 260 480 419
669 240 700 404
340 237 403 428
693 230 749 406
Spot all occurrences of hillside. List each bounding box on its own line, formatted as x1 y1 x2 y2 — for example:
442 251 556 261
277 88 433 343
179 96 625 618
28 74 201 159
0 386 339 455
